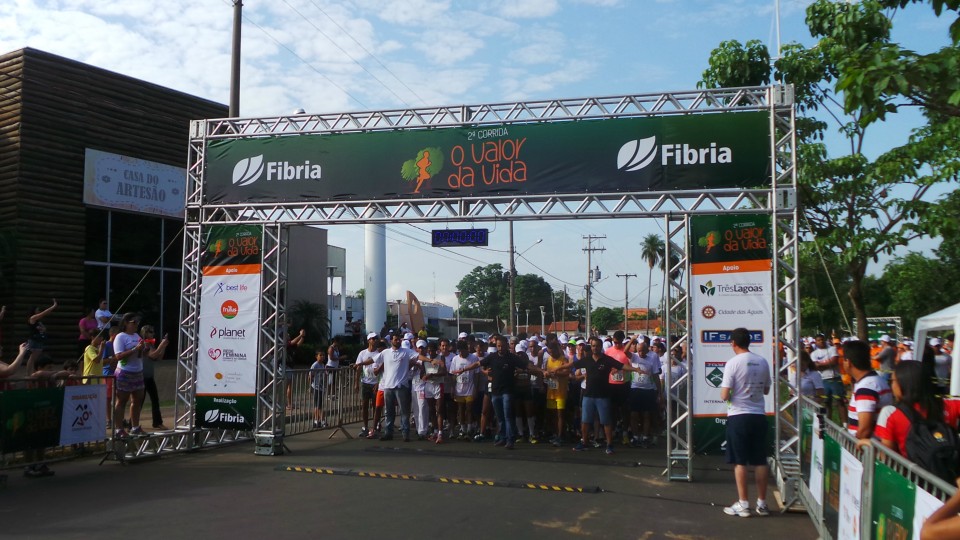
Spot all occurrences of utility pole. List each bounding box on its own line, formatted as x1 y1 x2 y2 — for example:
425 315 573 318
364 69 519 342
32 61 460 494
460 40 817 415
229 0 242 117
562 285 567 332
508 222 515 335
616 273 637 335
583 235 606 336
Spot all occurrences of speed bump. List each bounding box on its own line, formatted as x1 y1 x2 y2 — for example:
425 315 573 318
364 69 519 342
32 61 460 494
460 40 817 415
278 465 598 493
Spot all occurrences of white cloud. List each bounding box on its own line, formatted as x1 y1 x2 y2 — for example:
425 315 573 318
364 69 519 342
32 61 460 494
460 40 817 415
495 0 560 19
412 29 484 65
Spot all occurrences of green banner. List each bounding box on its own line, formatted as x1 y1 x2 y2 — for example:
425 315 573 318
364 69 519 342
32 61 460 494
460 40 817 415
823 435 842 540
693 416 775 454
689 214 772 265
0 387 65 453
801 406 813 484
202 224 264 268
205 112 771 203
196 395 256 430
873 461 916 540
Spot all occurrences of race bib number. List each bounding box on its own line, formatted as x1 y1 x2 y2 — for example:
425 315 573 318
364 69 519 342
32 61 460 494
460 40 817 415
611 371 625 382
425 362 439 375
633 373 651 386
457 373 468 384
545 378 559 390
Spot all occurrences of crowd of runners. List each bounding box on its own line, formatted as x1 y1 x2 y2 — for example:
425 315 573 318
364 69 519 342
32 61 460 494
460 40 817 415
337 329 687 455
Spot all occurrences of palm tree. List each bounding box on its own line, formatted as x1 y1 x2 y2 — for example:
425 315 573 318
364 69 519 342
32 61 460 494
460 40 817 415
640 234 663 334
288 299 330 345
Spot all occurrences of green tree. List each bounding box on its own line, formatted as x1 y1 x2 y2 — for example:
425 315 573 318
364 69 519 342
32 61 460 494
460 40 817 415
355 288 365 300
513 273 554 326
288 299 329 345
700 0 959 339
640 233 663 334
883 252 960 331
456 264 509 321
552 289 578 328
590 306 623 334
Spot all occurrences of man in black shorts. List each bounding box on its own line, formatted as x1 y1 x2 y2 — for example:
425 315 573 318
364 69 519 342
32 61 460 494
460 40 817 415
719 328 772 518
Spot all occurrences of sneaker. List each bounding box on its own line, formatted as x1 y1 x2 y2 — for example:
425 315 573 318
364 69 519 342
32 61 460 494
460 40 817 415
37 464 54 477
436 434 444 444
605 445 614 455
129 426 145 436
366 430 380 440
590 439 602 449
472 433 486 442
551 439 561 448
723 502 751 518
153 424 169 430
358 427 368 438
755 503 770 517
114 428 129 439
630 436 641 447
313 421 321 429
494 439 506 447
320 421 328 429
529 437 539 445
572 441 587 452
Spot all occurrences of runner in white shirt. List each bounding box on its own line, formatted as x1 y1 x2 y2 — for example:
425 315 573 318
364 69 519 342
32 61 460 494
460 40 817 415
629 338 662 447
355 333 383 438
449 340 480 439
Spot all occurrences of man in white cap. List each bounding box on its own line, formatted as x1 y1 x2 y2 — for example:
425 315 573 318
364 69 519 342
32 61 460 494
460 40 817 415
872 334 897 384
931 338 952 394
354 333 383 438
411 340 431 440
458 331 468 340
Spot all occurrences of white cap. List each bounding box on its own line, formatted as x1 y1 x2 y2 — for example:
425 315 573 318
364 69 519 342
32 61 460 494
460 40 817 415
404 332 415 340
930 338 942 347
622 338 631 344
879 335 891 343
458 332 468 339
602 340 613 351
366 332 378 340
520 341 529 351
487 346 498 354
903 340 914 348
514 344 525 353
576 339 586 345
416 340 427 348
559 333 569 342
401 340 411 349
527 336 538 342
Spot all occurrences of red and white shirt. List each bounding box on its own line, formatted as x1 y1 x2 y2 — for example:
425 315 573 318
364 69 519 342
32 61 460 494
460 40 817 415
875 399 960 457
847 371 893 435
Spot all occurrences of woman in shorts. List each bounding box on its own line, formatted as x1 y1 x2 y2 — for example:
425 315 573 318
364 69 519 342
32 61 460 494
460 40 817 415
113 313 147 437
544 341 570 446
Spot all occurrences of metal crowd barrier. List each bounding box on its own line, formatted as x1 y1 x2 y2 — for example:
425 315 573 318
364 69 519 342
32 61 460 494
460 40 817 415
0 375 115 470
282 366 363 438
797 396 957 540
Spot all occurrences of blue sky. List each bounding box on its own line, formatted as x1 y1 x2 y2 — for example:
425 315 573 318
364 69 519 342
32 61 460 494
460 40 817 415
2 0 954 315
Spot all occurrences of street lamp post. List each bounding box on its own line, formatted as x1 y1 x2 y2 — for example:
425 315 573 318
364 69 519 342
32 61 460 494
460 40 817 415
525 309 530 335
396 299 403 332
539 306 545 336
327 266 336 337
454 290 461 336
514 303 520 336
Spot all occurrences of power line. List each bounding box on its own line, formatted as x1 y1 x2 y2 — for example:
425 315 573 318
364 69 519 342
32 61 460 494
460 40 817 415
279 0 413 107
221 0 368 109
306 0 427 106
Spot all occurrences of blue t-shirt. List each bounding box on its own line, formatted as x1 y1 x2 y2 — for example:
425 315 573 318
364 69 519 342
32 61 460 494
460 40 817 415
102 341 115 376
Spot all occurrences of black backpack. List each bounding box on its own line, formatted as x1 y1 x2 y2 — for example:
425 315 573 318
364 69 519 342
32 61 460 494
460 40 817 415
898 404 960 484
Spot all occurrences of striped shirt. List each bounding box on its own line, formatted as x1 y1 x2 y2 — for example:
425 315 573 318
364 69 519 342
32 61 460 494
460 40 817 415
847 371 893 435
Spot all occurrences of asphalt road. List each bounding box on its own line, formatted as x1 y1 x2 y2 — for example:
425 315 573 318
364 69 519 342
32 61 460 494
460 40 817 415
1 429 816 540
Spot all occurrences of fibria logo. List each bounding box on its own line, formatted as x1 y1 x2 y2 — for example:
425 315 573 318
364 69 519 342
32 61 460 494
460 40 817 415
232 155 321 186
618 137 733 172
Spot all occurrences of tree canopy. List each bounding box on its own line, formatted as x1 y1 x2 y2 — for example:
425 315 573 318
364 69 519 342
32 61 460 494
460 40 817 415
700 0 959 338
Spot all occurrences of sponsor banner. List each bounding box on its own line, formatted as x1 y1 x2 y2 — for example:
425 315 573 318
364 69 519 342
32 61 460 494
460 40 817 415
913 488 943 540
838 447 864 540
872 461 916 540
0 387 64 453
823 434 842 540
809 414 825 507
689 213 772 265
690 214 773 453
59 384 107 445
196 224 262 430
202 224 264 268
204 112 771 204
195 395 256 430
83 148 186 219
